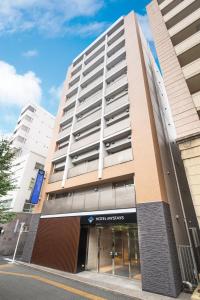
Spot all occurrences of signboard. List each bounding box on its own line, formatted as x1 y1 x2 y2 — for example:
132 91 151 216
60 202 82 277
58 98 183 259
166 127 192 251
81 212 136 225
30 169 45 204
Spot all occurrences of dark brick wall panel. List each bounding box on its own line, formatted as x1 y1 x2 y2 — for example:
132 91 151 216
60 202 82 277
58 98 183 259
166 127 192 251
137 201 182 297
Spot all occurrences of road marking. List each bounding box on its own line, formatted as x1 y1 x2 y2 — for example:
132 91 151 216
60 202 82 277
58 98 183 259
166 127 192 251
0 264 12 269
0 270 106 300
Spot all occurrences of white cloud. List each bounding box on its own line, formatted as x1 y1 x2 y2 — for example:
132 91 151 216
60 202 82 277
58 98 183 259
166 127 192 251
49 83 63 101
0 0 104 36
68 21 108 37
22 49 38 57
0 60 42 107
137 14 153 43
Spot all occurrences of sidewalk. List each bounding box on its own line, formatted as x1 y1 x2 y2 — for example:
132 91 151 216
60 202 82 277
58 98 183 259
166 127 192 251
13 260 191 300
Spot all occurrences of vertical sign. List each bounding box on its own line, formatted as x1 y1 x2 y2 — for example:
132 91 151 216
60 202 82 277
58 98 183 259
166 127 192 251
30 169 45 204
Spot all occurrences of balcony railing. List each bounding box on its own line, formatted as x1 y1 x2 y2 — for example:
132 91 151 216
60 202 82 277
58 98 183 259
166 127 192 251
182 58 200 79
192 91 200 110
71 148 99 165
71 131 100 152
77 91 102 114
57 126 71 141
68 159 98 178
107 47 126 65
175 31 200 56
52 146 68 161
104 148 133 168
79 76 103 99
105 75 128 97
49 171 64 183
104 118 131 138
73 109 101 132
81 63 104 86
169 8 200 37
106 59 127 80
105 93 129 115
108 26 124 43
84 52 104 73
60 110 74 124
107 35 125 54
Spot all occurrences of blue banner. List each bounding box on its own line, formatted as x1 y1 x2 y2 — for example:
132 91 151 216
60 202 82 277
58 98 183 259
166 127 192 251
30 169 45 204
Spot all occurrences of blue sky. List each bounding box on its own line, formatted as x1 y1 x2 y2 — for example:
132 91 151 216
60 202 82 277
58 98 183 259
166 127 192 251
0 0 154 135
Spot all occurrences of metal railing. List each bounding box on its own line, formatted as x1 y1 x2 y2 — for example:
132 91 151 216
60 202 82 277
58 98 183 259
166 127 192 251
178 245 198 286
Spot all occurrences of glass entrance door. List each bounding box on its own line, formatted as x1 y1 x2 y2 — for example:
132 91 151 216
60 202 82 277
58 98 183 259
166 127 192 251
86 223 140 279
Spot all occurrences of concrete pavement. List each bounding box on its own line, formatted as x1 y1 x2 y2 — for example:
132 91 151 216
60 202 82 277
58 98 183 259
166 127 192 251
0 261 137 300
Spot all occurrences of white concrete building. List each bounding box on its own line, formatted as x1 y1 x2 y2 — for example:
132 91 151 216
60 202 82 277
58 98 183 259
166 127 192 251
0 103 55 212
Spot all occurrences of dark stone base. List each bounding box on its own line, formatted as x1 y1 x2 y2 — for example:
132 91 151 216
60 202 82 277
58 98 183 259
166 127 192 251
137 201 182 298
20 214 40 263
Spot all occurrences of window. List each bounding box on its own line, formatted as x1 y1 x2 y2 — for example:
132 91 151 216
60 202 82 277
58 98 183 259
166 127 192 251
17 135 26 143
35 162 44 170
28 178 35 190
21 125 30 132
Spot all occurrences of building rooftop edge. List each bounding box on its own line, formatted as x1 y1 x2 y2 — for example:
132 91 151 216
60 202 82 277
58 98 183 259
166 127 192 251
72 11 135 64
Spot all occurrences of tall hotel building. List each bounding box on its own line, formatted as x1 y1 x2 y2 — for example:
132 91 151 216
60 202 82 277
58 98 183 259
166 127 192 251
32 12 199 297
147 0 200 227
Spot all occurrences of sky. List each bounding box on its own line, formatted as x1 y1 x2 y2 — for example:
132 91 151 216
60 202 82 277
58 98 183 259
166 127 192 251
0 0 155 135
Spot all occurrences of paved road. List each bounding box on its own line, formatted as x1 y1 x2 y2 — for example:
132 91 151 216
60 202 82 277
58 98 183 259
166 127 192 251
0 261 139 300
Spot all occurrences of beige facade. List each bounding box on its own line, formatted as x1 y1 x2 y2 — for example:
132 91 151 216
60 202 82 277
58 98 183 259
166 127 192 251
147 0 200 226
35 12 182 216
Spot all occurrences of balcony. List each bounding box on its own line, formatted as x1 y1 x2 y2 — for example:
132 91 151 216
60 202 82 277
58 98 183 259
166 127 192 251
104 148 133 168
107 26 124 44
175 31 200 55
84 52 104 73
164 0 196 22
76 91 102 115
68 159 98 178
68 81 79 94
159 0 174 10
192 91 200 111
182 58 200 79
104 118 131 138
105 93 129 115
57 126 71 141
63 96 76 110
85 45 105 66
105 75 128 97
86 38 105 60
79 76 103 99
49 171 64 183
73 109 101 132
66 84 78 99
81 63 104 87
166 0 200 30
71 148 99 165
106 59 127 80
71 65 81 79
71 131 100 152
60 110 74 125
169 8 200 37
52 146 68 161
107 35 125 54
68 74 80 88
107 47 126 65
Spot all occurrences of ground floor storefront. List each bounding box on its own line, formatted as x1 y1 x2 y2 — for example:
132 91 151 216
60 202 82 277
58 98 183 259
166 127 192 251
31 204 183 298
78 213 140 280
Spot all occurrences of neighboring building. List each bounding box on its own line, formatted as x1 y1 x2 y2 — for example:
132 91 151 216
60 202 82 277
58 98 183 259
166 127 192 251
32 12 199 297
0 103 55 212
147 0 200 227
